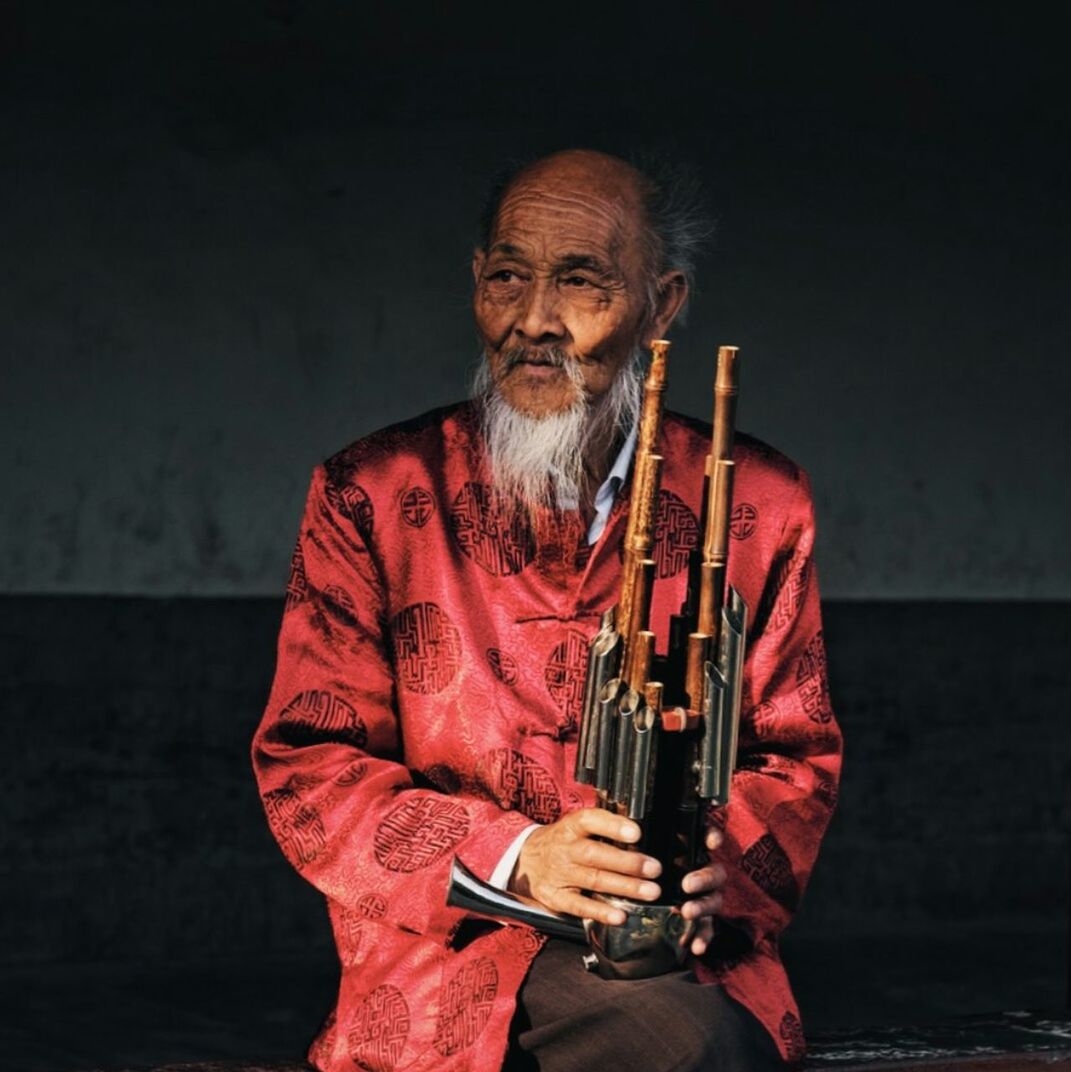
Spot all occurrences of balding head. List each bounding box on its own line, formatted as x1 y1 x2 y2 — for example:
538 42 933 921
505 149 649 217
477 148 709 315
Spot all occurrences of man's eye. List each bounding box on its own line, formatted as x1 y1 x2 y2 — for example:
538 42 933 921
563 275 593 288
487 269 517 282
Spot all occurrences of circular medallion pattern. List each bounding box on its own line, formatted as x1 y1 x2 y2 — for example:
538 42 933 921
347 984 410 1072
373 797 470 873
391 602 462 694
449 481 535 576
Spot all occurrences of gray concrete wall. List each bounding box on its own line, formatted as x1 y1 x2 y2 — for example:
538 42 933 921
5 595 1067 1034
3 3 1068 598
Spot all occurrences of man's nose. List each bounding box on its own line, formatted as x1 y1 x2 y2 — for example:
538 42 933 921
515 278 565 342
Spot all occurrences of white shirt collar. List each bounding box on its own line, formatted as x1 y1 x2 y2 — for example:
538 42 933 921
586 423 638 545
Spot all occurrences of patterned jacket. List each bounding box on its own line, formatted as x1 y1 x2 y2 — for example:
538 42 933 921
251 401 842 1070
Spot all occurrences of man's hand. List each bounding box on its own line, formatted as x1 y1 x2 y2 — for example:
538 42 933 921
509 809 662 926
680 827 727 956
509 811 727 952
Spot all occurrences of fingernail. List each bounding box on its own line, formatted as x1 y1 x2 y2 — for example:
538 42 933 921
681 876 694 894
639 882 660 900
619 823 639 842
641 858 661 878
610 909 626 925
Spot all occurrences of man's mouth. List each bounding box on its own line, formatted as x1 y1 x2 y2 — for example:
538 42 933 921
512 361 564 383
503 348 567 372
491 346 589 396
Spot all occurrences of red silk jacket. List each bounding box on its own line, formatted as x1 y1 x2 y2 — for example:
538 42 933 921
252 402 841 1071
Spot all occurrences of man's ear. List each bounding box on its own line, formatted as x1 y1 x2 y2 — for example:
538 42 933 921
471 249 486 287
650 271 689 339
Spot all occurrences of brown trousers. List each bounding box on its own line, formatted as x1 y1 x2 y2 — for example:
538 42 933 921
505 940 786 1072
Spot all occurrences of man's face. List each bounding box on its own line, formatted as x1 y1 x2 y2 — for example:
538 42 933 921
472 155 654 418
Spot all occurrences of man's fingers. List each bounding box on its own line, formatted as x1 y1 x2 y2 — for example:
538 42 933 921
574 864 661 902
552 889 629 927
690 918 715 956
571 807 642 845
681 891 723 921
680 862 727 895
571 837 661 880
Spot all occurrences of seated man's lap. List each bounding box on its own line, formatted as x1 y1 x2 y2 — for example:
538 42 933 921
507 939 786 1072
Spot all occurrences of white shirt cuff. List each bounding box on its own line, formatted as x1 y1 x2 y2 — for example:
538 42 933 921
488 824 539 891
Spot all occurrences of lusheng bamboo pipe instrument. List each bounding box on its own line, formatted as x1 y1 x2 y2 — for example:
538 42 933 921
446 342 749 979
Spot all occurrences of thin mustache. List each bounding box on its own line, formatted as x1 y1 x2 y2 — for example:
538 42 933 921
501 347 568 371
500 348 601 374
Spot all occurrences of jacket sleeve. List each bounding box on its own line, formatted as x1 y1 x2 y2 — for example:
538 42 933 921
251 465 534 940
707 468 842 954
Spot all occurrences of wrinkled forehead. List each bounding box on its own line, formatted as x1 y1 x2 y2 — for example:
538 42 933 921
490 169 649 268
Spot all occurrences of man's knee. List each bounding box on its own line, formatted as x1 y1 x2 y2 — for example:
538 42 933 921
515 943 785 1072
662 989 784 1072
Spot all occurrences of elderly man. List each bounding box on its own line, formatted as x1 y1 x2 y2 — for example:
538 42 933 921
252 149 841 1072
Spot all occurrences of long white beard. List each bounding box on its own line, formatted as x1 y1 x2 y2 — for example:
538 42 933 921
472 349 643 512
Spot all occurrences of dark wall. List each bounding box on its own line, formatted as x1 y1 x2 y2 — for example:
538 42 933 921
6 597 1068 1027
3 2 1068 597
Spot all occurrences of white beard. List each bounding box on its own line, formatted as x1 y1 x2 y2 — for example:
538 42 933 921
472 349 643 512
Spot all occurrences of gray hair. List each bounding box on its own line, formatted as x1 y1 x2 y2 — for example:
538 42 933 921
475 150 714 320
